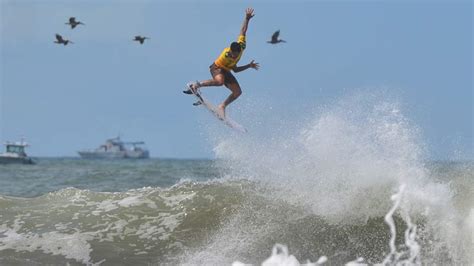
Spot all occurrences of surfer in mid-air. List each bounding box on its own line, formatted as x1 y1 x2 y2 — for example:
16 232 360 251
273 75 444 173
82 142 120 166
184 7 259 118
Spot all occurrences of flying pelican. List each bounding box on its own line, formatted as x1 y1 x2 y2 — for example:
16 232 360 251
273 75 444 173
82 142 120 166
54 34 73 45
133 36 149 44
267 30 286 44
66 17 84 29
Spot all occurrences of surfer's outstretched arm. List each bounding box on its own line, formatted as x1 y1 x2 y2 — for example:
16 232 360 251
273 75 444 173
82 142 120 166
233 60 259 73
240 8 254 36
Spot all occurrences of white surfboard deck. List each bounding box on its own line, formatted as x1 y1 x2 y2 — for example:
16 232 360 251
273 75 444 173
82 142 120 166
187 85 247 133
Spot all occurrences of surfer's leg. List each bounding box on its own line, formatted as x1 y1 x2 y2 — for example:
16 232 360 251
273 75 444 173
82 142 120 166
218 80 241 118
183 68 225 94
198 63 226 88
198 74 225 87
222 82 242 106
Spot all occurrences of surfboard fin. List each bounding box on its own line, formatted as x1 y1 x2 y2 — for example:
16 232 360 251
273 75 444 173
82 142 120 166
192 101 202 106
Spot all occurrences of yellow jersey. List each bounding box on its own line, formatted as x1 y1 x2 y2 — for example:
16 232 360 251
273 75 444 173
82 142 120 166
214 35 246 71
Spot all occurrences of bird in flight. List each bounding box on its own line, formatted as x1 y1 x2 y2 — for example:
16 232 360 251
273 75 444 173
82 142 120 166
267 30 286 44
66 17 84 29
54 34 73 45
133 36 149 44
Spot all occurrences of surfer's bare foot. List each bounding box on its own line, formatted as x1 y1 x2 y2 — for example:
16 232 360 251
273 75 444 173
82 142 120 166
183 83 194 94
183 81 201 94
217 104 226 119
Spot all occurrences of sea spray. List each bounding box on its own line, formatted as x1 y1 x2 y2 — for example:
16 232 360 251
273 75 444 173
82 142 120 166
213 93 426 223
205 91 471 264
381 184 420 265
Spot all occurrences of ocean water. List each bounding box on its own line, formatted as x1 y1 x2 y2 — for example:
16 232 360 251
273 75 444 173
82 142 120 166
1 94 473 265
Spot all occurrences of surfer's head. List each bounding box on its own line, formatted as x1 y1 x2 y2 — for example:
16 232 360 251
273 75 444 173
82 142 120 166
230 42 241 54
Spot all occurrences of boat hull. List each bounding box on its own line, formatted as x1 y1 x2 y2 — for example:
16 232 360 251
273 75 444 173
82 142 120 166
0 156 35 164
78 151 149 159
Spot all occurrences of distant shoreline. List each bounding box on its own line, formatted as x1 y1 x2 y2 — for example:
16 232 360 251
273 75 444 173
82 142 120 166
22 157 474 162
16 156 215 161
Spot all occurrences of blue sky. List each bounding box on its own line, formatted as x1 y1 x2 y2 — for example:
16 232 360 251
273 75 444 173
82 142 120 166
0 0 472 159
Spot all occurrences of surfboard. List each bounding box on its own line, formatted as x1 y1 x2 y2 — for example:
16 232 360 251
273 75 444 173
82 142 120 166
186 84 247 133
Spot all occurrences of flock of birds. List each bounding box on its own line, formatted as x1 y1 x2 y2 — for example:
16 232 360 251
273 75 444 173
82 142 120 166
55 17 286 46
54 17 150 46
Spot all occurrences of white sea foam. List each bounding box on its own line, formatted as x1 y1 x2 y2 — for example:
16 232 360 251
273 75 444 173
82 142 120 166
0 227 96 265
0 186 192 264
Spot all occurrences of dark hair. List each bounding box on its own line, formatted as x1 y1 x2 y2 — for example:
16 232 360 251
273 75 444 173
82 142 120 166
230 42 241 53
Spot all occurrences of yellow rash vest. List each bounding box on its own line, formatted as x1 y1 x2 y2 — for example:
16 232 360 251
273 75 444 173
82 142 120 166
214 35 246 71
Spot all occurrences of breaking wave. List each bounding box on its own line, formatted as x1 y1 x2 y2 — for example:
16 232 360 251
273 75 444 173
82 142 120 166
1 91 472 265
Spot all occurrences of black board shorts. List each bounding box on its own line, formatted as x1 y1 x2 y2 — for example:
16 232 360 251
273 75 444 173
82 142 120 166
209 63 239 87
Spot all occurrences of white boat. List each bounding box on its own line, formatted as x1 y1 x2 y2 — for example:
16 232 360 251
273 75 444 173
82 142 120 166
78 136 150 159
0 139 35 164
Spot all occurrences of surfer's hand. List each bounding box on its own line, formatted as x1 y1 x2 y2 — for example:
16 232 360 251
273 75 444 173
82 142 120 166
246 8 254 20
249 60 259 70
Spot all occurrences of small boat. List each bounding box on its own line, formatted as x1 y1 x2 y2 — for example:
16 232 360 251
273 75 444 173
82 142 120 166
78 136 150 159
0 139 35 164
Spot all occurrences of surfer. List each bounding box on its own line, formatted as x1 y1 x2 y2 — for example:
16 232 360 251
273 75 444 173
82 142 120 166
184 7 259 118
